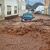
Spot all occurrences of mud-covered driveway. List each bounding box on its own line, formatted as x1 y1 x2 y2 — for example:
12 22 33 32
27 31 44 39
0 14 50 50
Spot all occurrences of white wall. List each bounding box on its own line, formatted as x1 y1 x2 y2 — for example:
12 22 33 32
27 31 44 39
0 0 5 20
18 0 27 16
4 0 18 17
0 5 2 15
0 0 27 17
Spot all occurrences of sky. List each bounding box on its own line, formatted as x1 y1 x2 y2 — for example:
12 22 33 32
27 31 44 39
25 0 45 5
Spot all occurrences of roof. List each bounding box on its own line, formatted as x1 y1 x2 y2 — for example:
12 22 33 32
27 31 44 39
32 2 44 11
35 5 44 12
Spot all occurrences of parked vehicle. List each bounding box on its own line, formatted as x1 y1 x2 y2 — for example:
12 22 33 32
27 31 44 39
34 5 45 14
21 11 34 22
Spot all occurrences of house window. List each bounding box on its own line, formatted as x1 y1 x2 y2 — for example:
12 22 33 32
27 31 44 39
14 6 17 14
7 5 11 15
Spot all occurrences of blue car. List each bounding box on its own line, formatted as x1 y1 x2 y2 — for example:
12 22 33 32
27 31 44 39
21 11 33 22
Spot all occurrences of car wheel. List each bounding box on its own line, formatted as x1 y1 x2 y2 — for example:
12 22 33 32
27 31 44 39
21 19 25 22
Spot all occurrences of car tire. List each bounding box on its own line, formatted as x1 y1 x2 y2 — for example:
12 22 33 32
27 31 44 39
21 19 25 22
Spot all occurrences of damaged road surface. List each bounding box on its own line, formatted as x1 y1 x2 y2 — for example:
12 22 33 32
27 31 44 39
0 14 50 50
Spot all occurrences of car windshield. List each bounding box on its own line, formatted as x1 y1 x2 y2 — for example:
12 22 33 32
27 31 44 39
23 11 32 16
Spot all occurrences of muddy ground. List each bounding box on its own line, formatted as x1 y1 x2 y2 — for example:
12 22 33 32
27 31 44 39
0 14 50 50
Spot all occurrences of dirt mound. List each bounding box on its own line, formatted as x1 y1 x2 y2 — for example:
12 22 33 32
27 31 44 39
0 19 50 50
0 22 44 35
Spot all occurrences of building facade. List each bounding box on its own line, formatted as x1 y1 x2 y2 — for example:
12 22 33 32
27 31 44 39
0 0 18 20
45 0 50 15
0 0 27 20
0 0 5 20
4 0 18 17
17 0 27 16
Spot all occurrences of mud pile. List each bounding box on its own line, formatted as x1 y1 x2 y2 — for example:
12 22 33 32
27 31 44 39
0 19 50 50
0 19 50 35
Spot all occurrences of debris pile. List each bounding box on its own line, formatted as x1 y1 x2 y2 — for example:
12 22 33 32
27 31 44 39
0 19 50 50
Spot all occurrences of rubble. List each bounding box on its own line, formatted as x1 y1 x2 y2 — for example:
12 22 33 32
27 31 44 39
0 15 50 50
